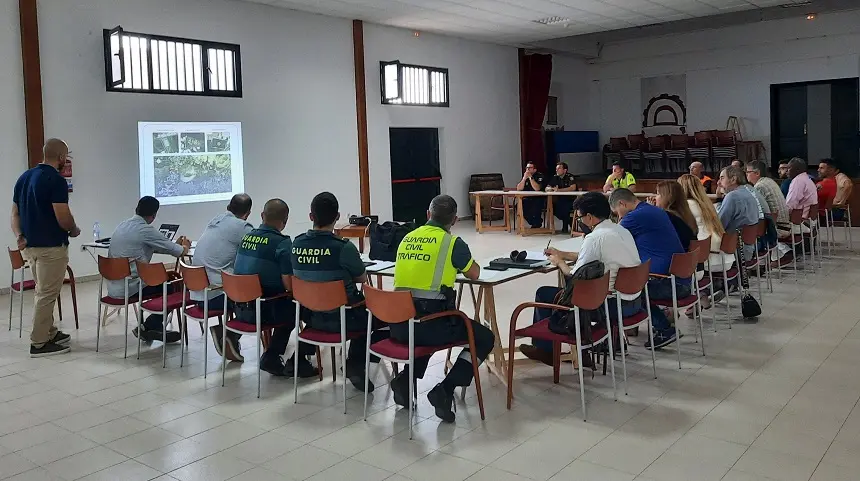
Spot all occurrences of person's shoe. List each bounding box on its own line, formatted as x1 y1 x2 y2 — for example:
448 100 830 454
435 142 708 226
390 371 410 408
645 330 678 350
346 365 375 393
711 290 726 305
162 330 182 343
259 353 287 377
209 326 224 357
519 344 553 366
225 333 244 362
427 384 455 423
30 342 70 358
132 327 159 343
51 331 71 346
283 356 319 378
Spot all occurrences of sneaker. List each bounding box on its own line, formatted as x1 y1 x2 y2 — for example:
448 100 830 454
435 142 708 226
427 384 455 423
390 371 410 408
225 332 244 362
30 342 70 358
284 356 319 378
645 329 678 350
133 328 180 343
346 365 375 393
209 326 224 357
711 290 726 305
519 344 553 366
260 353 287 377
51 331 71 346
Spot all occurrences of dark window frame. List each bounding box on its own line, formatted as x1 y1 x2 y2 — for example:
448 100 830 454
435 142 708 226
103 27 243 98
379 60 449 107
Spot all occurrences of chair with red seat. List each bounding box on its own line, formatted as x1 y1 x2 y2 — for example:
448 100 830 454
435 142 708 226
506 273 616 421
362 286 485 438
136 261 188 367
291 277 366 413
179 261 225 376
650 249 705 369
7 248 78 338
612 261 655 393
706 231 740 329
96 255 159 355
755 220 775 293
688 238 717 333
740 225 764 306
804 205 821 271
780 208 808 281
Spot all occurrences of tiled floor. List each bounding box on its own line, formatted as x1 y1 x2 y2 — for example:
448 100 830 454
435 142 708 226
1 226 859 481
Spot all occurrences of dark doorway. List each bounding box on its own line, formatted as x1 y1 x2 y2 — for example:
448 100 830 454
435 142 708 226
771 78 859 176
389 128 441 224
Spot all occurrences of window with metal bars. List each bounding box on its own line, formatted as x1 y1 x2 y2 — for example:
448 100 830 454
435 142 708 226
103 27 242 98
380 61 449 107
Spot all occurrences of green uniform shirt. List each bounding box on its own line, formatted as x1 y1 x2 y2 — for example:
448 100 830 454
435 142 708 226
291 230 365 304
234 225 292 298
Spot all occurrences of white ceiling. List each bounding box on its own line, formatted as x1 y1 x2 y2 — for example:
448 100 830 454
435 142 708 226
244 0 813 44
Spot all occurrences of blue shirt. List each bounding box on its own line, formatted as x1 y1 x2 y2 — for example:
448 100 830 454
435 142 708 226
620 202 684 275
234 225 293 298
13 164 69 247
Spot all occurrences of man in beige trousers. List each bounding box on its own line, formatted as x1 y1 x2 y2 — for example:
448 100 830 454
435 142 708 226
11 139 81 357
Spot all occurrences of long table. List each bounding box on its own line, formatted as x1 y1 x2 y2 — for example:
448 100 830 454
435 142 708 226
366 235 585 386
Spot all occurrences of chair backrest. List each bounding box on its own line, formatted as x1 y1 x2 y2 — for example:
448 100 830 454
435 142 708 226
670 134 691 149
693 131 711 147
714 130 736 146
789 208 804 225
807 204 819 221
613 261 651 296
628 133 645 149
179 261 210 291
221 272 263 303
7 248 24 270
823 196 835 210
363 285 416 324
756 219 767 237
647 136 666 150
740 224 758 245
292 277 348 312
688 237 711 264
718 231 738 254
136 261 169 287
669 249 699 278
98 256 132 281
609 137 629 151
570 272 610 311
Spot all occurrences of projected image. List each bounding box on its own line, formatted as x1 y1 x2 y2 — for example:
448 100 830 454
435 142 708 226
139 122 244 205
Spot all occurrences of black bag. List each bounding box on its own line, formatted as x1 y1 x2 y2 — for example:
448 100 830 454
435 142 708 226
368 221 416 262
548 260 606 339
737 230 762 319
349 215 378 226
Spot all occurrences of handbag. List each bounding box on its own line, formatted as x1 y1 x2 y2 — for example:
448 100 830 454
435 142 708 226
368 221 416 262
737 230 762 319
548 260 606 339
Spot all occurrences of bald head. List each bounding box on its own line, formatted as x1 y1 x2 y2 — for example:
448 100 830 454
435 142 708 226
261 199 289 232
689 161 704 178
227 193 252 220
43 139 69 167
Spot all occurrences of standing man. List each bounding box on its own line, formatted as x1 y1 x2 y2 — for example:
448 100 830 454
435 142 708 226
545 162 578 233
603 161 637 193
191 193 254 362
689 161 713 193
391 195 495 422
516 162 546 229
12 139 80 357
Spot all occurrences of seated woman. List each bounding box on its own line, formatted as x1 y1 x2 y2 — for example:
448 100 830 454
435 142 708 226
653 181 699 251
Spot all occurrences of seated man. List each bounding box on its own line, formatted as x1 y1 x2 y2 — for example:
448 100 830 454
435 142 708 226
233 199 318 378
545 161 577 233
291 192 384 392
603 161 636 193
516 161 546 229
107 196 190 343
609 188 686 349
833 160 853 218
817 158 839 219
391 195 495 423
746 160 792 260
191 193 254 362
690 161 713 193
519 192 642 365
778 159 792 197
717 165 760 261
785 157 818 221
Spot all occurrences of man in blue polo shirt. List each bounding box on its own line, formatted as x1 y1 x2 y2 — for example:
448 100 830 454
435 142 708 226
609 188 687 349
11 139 81 357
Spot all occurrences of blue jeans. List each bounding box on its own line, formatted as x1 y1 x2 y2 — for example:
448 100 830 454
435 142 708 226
532 286 644 353
647 277 691 335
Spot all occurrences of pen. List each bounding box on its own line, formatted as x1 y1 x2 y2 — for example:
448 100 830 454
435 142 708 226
545 238 551 254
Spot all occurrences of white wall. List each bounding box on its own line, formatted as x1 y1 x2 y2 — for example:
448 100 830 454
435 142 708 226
550 55 590 132
363 25 521 220
569 10 860 151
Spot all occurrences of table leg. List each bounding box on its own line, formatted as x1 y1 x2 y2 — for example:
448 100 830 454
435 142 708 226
481 286 510 385
475 195 483 233
503 194 511 232
516 196 525 236
546 197 555 234
358 237 365 253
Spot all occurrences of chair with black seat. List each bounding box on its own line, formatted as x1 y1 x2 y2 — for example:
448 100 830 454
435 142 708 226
650 249 705 369
612 261 655 393
506 273 616 420
7 248 78 338
136 261 189 367
179 261 225 376
362 286 485 438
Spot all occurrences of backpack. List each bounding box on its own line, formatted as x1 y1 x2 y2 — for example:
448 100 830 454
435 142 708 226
548 260 606 340
368 221 416 262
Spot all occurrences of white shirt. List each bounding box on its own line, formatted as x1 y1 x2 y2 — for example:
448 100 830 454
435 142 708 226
687 200 733 275
572 219 641 301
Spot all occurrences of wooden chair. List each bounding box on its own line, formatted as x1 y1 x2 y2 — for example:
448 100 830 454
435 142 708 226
506 273 615 421
804 205 821 271
756 220 775 293
650 249 704 369
179 262 226 378
292 278 366 413
612 261 654 393
826 198 852 252
780 209 808 281
643 136 667 173
740 225 764 306
7 248 78 338
96 256 145 355
689 238 717 332
362 286 485 438
689 131 712 170
136 261 188 368
666 134 691 173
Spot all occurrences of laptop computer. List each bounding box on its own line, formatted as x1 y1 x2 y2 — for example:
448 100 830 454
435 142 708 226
158 224 180 241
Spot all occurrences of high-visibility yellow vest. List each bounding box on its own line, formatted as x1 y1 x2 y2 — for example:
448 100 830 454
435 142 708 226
393 224 458 299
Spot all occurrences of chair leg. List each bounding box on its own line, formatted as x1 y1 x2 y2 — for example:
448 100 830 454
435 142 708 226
316 347 323 382
506 334 517 410
7 275 12 332
330 347 337 383
57 294 63 322
69 277 79 330
552 342 561 384
469 346 486 421
342 341 348 414
203 318 209 379
257 328 262 399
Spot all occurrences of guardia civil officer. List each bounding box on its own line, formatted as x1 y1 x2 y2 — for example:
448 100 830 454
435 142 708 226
291 192 388 393
391 194 495 422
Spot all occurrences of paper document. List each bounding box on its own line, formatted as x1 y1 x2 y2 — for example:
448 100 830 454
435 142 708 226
523 250 549 261
365 261 396 272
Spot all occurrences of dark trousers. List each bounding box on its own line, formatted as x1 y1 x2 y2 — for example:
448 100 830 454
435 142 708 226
233 297 313 358
553 198 574 230
306 308 389 371
391 298 495 388
522 197 545 228
647 278 691 334
141 284 177 331
532 286 643 352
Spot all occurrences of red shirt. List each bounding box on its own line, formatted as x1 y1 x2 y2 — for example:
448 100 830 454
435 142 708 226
817 177 837 214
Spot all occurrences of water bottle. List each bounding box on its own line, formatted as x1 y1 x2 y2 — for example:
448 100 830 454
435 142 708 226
93 222 101 242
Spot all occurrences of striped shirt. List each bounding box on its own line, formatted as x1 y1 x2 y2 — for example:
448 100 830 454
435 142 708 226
753 177 789 225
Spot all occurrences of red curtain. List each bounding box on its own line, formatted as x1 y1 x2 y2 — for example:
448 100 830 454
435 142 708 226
520 52 553 173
